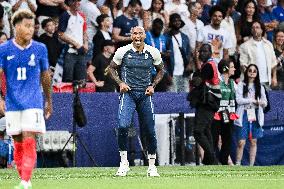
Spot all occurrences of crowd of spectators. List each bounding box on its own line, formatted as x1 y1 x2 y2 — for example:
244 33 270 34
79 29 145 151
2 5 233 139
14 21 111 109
0 0 283 92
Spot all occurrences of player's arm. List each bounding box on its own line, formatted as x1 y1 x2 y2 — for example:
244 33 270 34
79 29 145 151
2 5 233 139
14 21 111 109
109 61 130 93
152 63 164 89
41 71 53 119
0 68 4 115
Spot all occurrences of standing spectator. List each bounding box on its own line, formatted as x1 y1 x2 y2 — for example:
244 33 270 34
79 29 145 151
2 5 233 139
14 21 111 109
181 1 204 53
235 0 259 45
143 0 169 31
273 29 284 90
198 0 212 25
58 0 88 82
211 59 237 165
235 64 267 166
191 44 221 165
80 0 101 66
164 0 189 21
257 0 278 42
239 21 277 88
112 0 140 48
0 9 52 189
196 5 232 66
165 13 191 92
0 0 12 38
10 0 37 13
108 26 164 177
87 40 116 92
272 0 284 23
93 14 112 59
39 18 62 69
145 18 170 92
100 0 123 32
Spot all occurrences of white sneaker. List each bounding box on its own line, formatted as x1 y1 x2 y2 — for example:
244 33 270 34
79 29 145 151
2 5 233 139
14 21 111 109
147 166 160 177
116 162 130 177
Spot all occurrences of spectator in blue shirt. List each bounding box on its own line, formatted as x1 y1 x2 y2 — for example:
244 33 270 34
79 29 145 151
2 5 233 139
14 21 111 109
272 0 284 23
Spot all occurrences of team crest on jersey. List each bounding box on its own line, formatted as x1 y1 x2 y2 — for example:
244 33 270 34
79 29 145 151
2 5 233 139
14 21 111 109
28 54 36 66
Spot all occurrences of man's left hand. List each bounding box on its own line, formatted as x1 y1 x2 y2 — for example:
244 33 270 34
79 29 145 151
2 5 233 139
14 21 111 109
44 101 53 119
271 78 278 88
145 85 154 96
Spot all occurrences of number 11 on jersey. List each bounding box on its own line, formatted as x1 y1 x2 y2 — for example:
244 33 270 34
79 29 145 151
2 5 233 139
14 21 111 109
17 67 27 80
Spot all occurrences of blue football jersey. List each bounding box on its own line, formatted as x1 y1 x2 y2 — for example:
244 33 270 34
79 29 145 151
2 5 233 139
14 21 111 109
0 39 49 111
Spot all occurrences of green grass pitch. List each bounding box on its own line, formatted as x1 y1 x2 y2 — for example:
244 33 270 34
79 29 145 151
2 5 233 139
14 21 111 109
1 166 284 189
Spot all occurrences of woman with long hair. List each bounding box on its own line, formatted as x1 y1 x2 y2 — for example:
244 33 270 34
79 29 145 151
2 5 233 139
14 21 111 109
235 64 267 166
235 0 260 45
143 0 169 31
273 29 284 89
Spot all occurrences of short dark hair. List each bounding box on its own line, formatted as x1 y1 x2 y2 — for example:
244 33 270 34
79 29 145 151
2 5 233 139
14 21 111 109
96 14 109 29
0 5 4 19
128 0 142 7
209 5 225 19
12 9 35 26
152 18 163 27
41 18 53 29
218 0 235 13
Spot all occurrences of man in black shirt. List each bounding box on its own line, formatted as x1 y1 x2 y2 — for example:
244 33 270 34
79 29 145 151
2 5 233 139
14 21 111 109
87 40 116 92
39 18 62 69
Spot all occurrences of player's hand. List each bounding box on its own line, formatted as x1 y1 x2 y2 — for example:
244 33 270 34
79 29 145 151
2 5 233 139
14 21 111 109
145 85 154 96
0 99 5 116
44 101 53 119
119 82 131 93
95 80 104 87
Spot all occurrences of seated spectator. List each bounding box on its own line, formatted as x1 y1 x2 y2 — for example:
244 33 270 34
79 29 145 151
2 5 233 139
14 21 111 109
239 21 277 88
58 0 88 82
257 0 278 42
273 29 284 90
9 0 37 13
100 0 123 32
39 18 63 70
235 0 260 45
112 0 140 48
93 14 112 59
87 40 116 92
143 0 169 31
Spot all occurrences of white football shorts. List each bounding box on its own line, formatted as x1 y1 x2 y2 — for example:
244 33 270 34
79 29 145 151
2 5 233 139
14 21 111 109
5 108 46 135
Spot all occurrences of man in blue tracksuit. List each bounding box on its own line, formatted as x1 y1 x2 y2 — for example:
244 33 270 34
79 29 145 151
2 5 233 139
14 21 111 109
109 26 164 177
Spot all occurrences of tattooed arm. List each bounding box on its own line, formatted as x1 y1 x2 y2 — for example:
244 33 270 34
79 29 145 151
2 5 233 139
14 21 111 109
152 63 164 88
109 61 131 93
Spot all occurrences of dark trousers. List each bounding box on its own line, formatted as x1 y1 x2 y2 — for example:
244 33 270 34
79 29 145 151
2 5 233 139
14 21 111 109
194 105 216 165
211 120 234 165
63 53 87 82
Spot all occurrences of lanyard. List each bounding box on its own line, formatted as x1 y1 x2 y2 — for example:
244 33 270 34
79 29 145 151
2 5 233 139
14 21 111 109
148 32 163 52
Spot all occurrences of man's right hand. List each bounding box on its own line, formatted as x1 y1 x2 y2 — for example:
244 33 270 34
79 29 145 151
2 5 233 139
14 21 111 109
0 100 5 116
119 82 131 93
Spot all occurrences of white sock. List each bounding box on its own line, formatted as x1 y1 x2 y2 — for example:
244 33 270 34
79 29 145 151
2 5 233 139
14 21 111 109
119 151 128 163
21 180 29 188
148 154 156 167
28 180 32 186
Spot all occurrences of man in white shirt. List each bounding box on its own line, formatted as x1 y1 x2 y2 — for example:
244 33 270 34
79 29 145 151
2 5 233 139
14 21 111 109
196 5 232 68
239 21 277 88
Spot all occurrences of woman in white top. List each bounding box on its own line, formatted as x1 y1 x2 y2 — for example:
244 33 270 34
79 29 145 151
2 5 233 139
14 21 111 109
235 64 267 166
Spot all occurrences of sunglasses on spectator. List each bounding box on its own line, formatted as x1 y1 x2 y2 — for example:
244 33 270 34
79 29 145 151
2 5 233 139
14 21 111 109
248 69 257 73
